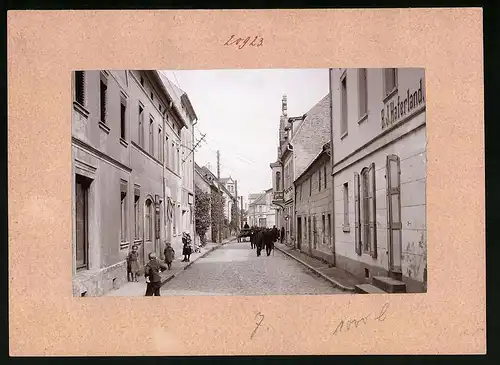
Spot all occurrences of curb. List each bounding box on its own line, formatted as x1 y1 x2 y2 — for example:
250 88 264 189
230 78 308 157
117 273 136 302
160 237 236 287
275 246 355 292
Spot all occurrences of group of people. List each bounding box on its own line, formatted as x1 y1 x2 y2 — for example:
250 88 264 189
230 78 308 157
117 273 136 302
125 232 194 296
244 223 283 257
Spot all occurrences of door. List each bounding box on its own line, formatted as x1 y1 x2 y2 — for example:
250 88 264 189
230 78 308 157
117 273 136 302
387 155 402 275
75 175 91 270
297 217 302 249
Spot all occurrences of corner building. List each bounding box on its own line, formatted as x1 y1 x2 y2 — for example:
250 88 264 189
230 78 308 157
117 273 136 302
329 68 427 293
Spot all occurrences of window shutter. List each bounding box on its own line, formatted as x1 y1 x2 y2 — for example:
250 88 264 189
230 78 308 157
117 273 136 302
369 163 378 258
354 172 361 256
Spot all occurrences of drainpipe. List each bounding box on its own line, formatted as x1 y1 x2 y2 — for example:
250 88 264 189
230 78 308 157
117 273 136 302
328 69 336 266
162 108 167 259
192 117 198 243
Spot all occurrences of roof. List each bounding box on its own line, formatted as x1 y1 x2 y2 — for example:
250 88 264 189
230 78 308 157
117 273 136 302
294 142 331 183
156 71 198 125
249 193 266 206
219 177 233 184
248 193 261 200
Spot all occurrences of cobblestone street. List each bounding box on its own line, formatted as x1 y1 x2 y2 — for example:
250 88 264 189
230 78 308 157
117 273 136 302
161 239 345 295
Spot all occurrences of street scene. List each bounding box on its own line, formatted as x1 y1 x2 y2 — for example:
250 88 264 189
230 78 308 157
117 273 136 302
72 68 427 297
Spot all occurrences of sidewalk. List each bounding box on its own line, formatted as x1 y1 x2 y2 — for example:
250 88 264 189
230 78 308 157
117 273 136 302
274 242 363 292
105 236 235 296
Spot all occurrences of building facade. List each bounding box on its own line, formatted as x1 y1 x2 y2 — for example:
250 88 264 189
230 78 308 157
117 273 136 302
329 68 426 293
271 94 331 247
72 70 196 296
158 72 198 247
247 189 277 228
294 142 334 261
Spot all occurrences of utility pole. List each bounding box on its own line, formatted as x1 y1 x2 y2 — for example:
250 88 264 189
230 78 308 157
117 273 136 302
216 149 221 243
216 150 220 180
182 133 206 163
240 196 244 228
235 180 238 232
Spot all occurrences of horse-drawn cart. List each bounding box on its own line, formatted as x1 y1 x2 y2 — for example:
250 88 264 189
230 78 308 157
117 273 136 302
237 228 252 242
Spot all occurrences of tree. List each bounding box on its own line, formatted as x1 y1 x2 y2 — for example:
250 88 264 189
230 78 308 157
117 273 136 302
211 191 225 243
230 202 239 233
195 186 211 245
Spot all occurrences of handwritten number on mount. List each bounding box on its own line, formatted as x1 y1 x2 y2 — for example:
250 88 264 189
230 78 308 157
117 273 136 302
224 35 264 50
333 303 390 336
251 312 265 339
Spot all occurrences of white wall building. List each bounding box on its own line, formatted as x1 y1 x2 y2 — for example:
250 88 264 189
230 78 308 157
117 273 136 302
330 68 426 293
247 189 277 228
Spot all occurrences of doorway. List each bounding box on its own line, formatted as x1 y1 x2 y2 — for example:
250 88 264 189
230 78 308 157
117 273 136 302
75 174 91 271
297 216 302 250
387 155 402 278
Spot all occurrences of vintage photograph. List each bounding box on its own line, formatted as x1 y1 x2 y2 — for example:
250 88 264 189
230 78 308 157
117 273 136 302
71 68 427 297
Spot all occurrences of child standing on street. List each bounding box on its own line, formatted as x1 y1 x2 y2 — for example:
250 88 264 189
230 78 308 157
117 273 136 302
144 252 169 296
163 243 175 270
127 245 140 282
182 233 192 262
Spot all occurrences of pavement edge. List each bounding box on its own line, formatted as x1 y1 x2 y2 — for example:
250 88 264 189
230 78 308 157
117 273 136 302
275 246 355 293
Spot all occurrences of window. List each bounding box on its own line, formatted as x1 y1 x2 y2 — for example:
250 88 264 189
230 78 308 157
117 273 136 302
150 92 154 101
324 164 327 189
343 182 349 227
159 104 162 112
307 217 312 248
299 183 302 201
100 79 107 123
75 175 91 270
120 183 128 243
341 73 348 137
276 172 281 191
384 68 397 96
322 214 326 245
74 71 85 105
313 215 317 249
359 68 368 117
327 213 332 247
120 98 127 140
259 205 262 213
140 76 144 87
145 199 153 241
158 128 163 162
134 193 141 240
149 117 154 156
319 169 322 192
171 142 175 170
138 105 144 147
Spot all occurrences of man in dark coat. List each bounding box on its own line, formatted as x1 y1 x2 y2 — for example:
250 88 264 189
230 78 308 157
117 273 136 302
280 227 285 244
256 228 264 257
250 227 256 249
272 225 279 243
144 252 169 296
264 229 274 256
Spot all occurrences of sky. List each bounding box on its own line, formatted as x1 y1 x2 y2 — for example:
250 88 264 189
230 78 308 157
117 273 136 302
161 68 329 209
